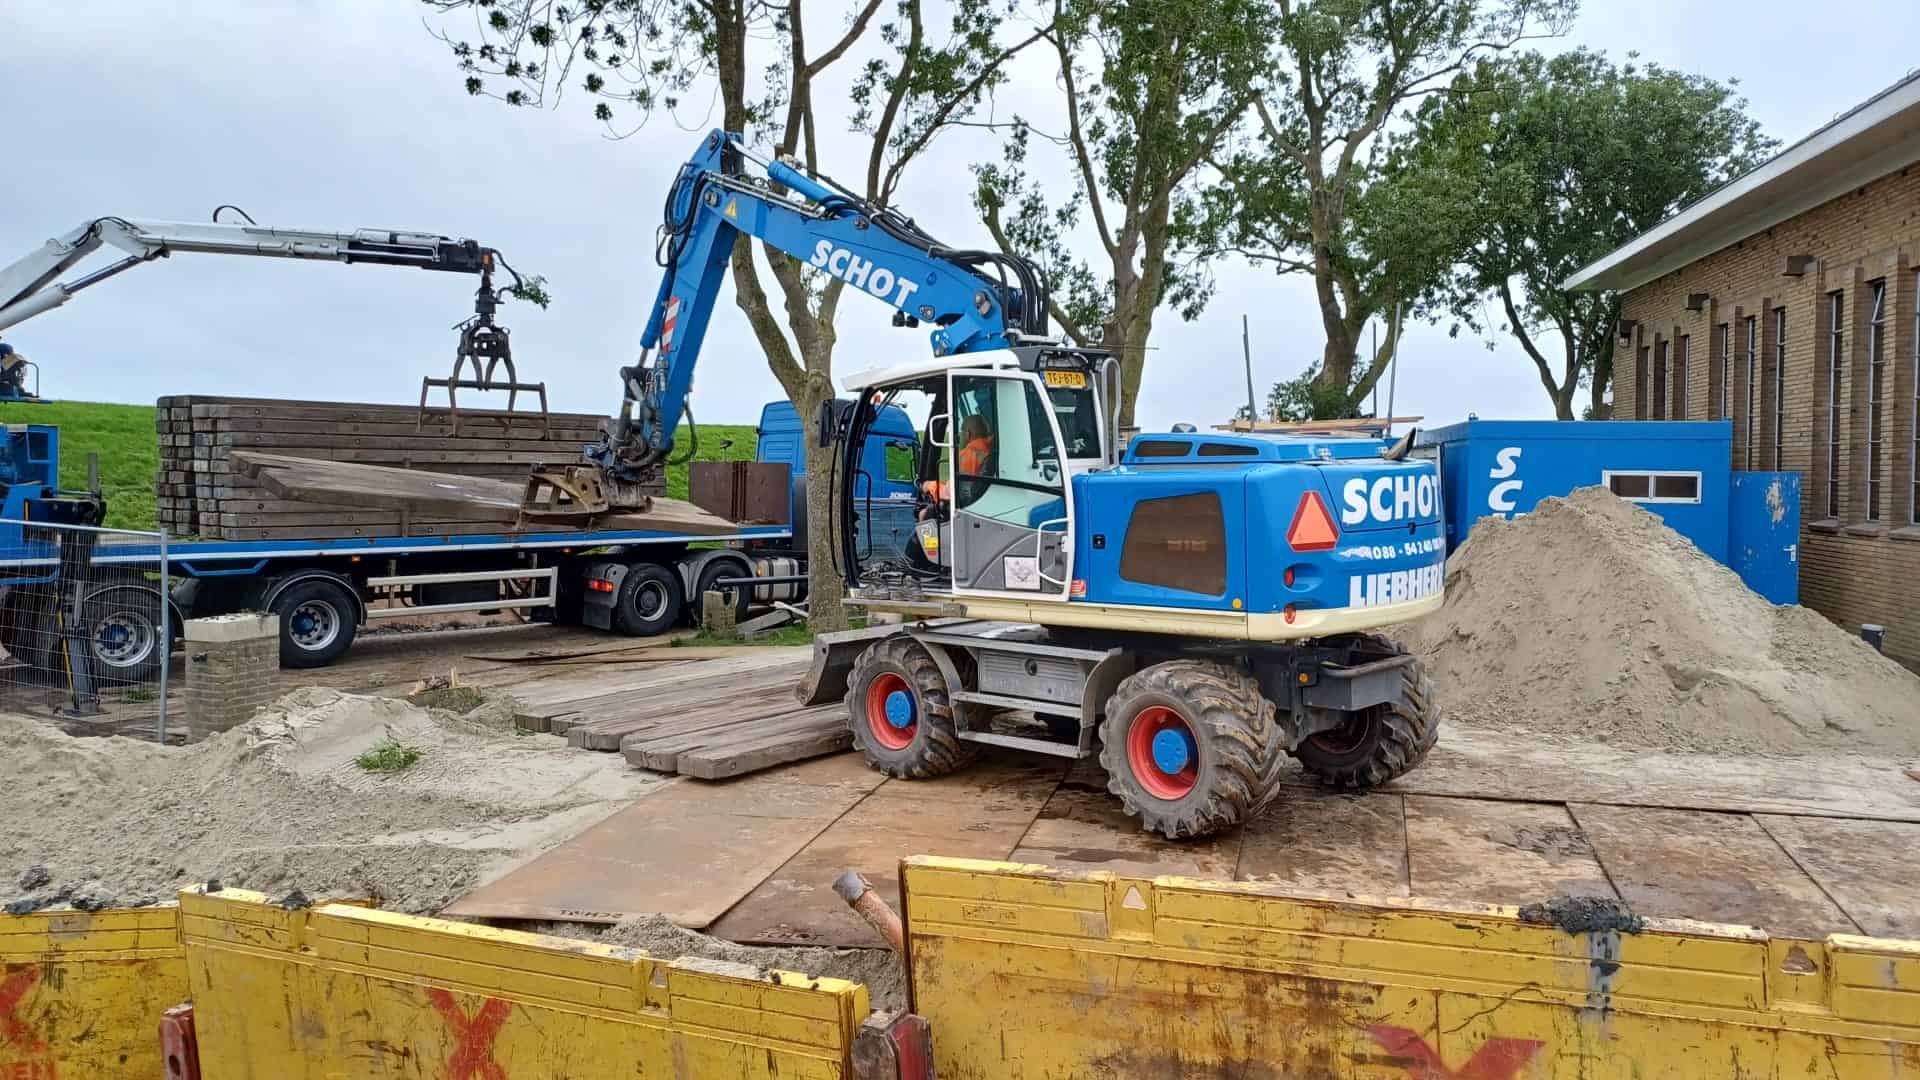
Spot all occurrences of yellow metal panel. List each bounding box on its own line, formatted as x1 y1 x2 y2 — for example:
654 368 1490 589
903 856 1920 1078
179 886 863 1078
0 904 189 1080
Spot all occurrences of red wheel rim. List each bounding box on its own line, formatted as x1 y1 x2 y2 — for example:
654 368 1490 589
864 672 917 750
1126 705 1198 800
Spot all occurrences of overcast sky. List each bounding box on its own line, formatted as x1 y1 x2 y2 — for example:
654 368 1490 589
4 1 1916 431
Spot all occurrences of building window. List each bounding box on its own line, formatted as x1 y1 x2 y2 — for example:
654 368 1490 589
1772 309 1786 470
1744 315 1759 467
1826 291 1845 519
1913 275 1920 524
1635 346 1650 419
1866 280 1887 522
1604 470 1703 504
1674 335 1689 420
1652 339 1668 420
1717 323 1732 420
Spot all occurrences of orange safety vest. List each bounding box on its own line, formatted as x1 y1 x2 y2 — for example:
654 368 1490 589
958 437 993 476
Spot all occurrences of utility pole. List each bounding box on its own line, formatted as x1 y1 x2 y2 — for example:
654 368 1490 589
1241 314 1258 428
1369 321 1379 419
1383 303 1402 437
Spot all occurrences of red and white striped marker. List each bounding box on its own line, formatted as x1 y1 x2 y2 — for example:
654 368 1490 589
659 295 681 355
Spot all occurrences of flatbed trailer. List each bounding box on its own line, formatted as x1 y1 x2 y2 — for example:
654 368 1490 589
0 399 923 677
0 513 797 675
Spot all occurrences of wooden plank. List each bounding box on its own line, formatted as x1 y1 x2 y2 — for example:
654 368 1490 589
206 416 602 437
568 671 811 750
1011 785 1244 879
708 756 1068 947
192 397 605 424
1235 788 1410 897
676 715 853 780
1753 815 1920 938
1343 726 1920 823
231 451 740 534
1401 796 1617 907
627 706 846 769
1569 804 1858 939
503 651 803 714
440 754 886 927
208 431 599 454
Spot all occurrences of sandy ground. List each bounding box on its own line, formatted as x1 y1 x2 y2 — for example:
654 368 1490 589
0 686 667 914
1396 487 1920 755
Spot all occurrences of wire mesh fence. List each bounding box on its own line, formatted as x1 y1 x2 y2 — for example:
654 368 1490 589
0 519 171 740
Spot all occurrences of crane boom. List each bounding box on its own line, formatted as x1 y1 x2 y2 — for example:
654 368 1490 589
593 129 1059 488
0 217 495 335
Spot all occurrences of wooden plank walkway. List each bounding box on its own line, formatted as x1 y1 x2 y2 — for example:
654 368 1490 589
445 652 1920 949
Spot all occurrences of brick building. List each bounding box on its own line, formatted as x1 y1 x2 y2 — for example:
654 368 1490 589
1566 73 1920 670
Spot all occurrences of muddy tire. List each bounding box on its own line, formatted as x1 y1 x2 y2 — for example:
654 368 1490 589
846 635 976 780
1291 636 1439 788
1099 660 1284 840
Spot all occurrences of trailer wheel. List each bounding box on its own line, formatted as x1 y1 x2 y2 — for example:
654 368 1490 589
1100 660 1284 840
1290 637 1439 788
270 578 358 669
846 635 976 779
614 562 683 636
83 581 166 685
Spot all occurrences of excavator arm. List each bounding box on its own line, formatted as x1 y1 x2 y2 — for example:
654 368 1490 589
591 129 1057 491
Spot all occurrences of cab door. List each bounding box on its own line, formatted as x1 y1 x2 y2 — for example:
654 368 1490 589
947 370 1074 599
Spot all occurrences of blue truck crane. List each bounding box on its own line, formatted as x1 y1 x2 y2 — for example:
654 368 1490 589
573 130 1447 839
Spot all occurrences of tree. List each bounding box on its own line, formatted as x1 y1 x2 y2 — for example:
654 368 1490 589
1207 0 1574 416
972 0 1274 427
1408 49 1774 417
423 1 1039 629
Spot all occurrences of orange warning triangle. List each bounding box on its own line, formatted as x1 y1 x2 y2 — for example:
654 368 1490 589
1287 490 1340 551
724 199 739 218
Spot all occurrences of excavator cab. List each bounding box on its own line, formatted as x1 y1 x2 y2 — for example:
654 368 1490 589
834 345 1115 599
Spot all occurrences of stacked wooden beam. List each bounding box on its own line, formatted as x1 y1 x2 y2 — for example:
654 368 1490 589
154 395 620 540
502 649 853 779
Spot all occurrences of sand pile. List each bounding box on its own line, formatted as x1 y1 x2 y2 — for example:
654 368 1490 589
1 687 663 914
1397 487 1920 755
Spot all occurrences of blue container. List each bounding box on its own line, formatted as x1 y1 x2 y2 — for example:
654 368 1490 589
1727 471 1801 604
1418 419 1733 561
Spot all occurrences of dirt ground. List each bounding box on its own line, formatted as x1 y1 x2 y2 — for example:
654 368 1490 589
0 682 665 915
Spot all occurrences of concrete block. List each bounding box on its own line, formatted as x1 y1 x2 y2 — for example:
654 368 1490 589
184 613 279 644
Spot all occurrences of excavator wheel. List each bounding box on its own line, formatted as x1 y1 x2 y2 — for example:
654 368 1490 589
1100 660 1286 840
846 635 976 780
1290 634 1440 789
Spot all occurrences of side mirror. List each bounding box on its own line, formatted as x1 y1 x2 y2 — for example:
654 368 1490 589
816 399 841 447
927 414 950 446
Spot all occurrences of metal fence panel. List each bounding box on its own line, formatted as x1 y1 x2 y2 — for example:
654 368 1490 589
0 519 170 740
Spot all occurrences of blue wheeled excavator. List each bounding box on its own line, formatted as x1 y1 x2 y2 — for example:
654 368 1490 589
560 129 1447 841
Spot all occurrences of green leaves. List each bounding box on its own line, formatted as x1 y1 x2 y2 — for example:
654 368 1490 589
1404 47 1774 414
421 1 712 132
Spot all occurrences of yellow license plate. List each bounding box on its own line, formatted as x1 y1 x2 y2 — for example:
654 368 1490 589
1043 369 1087 388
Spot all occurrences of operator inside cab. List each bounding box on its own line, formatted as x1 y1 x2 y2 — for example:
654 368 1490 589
918 414 994 510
